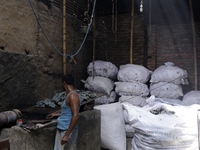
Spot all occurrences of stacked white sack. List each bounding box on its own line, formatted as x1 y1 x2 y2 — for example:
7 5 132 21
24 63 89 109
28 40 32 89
94 91 116 105
116 64 151 138
117 64 152 83
84 60 118 104
150 62 188 103
150 62 188 85
115 82 149 97
115 64 151 97
119 96 147 107
87 60 118 80
150 82 183 99
83 76 114 95
181 90 200 106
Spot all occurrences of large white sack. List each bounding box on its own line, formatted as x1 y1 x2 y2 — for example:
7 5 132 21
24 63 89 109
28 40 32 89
150 82 183 99
117 64 152 83
87 60 118 79
94 103 126 150
123 109 129 124
161 98 182 105
150 62 188 85
125 124 135 138
83 76 114 95
181 90 200 106
94 91 116 105
119 96 147 107
123 102 199 150
115 82 149 97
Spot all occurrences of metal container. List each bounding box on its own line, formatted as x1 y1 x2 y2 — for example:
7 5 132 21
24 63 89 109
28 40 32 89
0 112 7 128
0 110 18 128
3 111 17 125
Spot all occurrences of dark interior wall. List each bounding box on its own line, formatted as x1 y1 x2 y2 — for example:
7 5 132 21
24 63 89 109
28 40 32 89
95 13 145 68
65 14 93 89
196 23 200 91
0 0 92 111
147 23 198 92
0 0 63 111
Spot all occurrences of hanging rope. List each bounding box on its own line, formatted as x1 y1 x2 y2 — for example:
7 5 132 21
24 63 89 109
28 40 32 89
29 0 97 59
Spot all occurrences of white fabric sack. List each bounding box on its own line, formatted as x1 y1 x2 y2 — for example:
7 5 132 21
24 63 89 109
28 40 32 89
119 96 147 107
125 124 135 138
150 63 188 85
94 103 126 150
94 91 116 105
123 102 199 150
181 90 200 106
117 64 152 83
161 98 182 105
87 60 118 79
115 82 149 97
123 109 129 124
83 76 114 95
150 82 183 99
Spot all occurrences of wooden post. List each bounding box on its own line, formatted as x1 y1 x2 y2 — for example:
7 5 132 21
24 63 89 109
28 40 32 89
130 0 134 64
189 0 198 90
63 0 67 75
92 0 96 78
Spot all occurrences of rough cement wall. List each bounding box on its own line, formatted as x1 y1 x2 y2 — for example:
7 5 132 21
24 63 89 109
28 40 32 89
0 0 92 111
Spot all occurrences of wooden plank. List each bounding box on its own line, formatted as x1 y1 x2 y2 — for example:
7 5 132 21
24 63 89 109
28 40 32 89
0 139 9 150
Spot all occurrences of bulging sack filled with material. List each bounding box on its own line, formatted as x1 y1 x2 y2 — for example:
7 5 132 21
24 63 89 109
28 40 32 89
122 102 199 150
181 90 200 106
150 62 188 85
94 103 126 150
119 95 147 107
87 60 118 80
94 91 116 105
150 82 183 99
160 98 182 105
83 76 114 95
117 64 152 83
125 124 135 138
115 82 149 97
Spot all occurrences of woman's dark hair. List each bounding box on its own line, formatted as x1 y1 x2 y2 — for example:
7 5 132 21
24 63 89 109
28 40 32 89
63 74 74 85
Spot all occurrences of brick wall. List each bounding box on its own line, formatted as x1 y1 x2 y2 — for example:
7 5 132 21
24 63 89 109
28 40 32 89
65 14 93 89
147 23 197 91
196 23 200 91
95 13 145 68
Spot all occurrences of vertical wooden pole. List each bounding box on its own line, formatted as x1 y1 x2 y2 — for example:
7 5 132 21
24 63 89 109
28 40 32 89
92 0 96 78
189 0 198 90
63 0 67 75
130 0 134 64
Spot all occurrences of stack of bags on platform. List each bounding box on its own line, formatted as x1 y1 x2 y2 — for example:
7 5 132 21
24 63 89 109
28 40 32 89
116 64 152 138
150 62 188 105
82 60 118 105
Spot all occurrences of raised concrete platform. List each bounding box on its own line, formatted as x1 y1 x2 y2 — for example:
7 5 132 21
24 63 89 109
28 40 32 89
8 109 101 150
